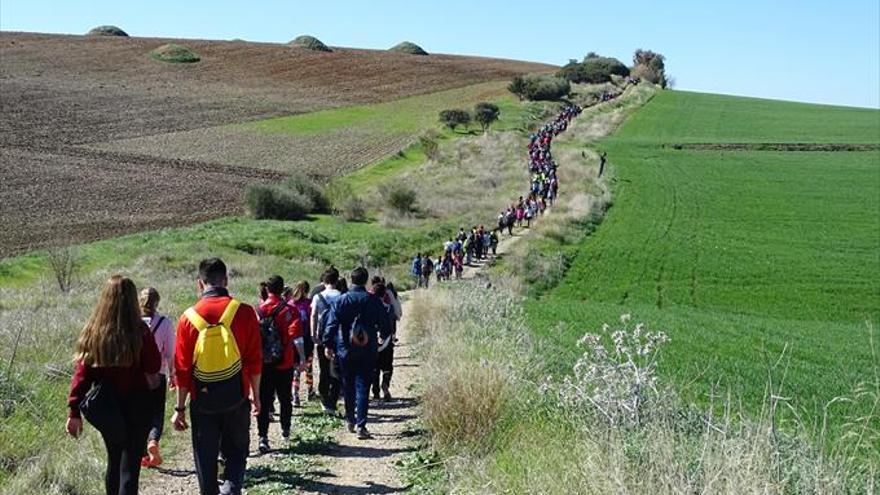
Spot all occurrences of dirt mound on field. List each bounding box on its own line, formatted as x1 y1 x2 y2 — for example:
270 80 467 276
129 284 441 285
290 35 332 52
87 25 128 37
390 41 428 55
150 43 200 63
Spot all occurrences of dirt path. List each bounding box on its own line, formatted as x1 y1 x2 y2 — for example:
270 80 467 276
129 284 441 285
294 229 530 494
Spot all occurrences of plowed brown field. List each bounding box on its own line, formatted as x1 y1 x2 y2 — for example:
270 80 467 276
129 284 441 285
0 32 554 256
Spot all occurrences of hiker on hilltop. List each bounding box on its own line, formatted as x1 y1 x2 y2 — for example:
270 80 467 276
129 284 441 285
311 267 343 416
67 276 161 495
323 267 393 439
139 287 175 469
256 276 305 453
172 258 262 495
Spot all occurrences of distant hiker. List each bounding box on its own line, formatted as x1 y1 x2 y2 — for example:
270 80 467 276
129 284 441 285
172 258 262 495
599 151 607 177
67 275 161 495
288 281 316 406
490 230 499 255
420 256 434 288
370 277 399 401
312 267 343 416
323 267 393 439
411 254 422 285
139 287 175 469
256 275 304 453
453 252 464 279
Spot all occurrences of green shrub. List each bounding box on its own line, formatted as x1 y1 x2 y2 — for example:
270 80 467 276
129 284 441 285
87 25 128 37
150 43 200 63
558 55 629 83
513 74 571 101
419 135 440 161
508 75 527 100
389 41 428 55
473 102 500 132
245 184 314 220
439 109 471 132
290 35 332 52
633 49 668 88
283 176 330 213
340 196 367 222
386 184 418 213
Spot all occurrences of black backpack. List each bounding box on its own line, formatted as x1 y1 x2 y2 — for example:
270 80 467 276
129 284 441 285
259 302 288 367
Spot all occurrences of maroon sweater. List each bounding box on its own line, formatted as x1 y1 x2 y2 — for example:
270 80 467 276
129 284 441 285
67 328 161 419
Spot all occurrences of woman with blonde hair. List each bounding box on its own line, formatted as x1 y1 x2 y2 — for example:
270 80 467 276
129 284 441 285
138 287 175 468
66 276 160 495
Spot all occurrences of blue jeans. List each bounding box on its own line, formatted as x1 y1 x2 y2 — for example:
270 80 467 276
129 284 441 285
338 355 375 428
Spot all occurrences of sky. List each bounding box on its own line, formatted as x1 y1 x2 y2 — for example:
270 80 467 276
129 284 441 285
1 0 878 108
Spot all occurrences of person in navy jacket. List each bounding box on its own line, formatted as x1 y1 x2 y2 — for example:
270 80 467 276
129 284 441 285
322 266 392 439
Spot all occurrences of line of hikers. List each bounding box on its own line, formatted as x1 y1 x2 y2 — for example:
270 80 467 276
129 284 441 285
66 259 401 495
411 104 583 288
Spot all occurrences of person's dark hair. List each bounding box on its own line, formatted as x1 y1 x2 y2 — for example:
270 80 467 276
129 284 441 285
372 281 387 299
259 282 269 301
336 277 348 294
371 275 385 286
267 275 284 295
386 282 398 298
199 258 227 286
322 269 340 286
351 267 369 286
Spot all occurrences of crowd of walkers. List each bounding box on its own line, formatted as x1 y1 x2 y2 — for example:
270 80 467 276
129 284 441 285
66 260 401 495
62 105 594 495
411 104 583 287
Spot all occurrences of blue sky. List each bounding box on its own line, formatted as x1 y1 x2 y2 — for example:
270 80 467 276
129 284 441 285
1 0 878 108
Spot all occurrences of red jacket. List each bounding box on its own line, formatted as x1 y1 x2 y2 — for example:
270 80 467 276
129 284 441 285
258 293 303 370
67 326 161 419
175 289 262 398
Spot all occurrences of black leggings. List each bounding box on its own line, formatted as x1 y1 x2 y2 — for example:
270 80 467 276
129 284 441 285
317 344 341 411
371 343 394 395
100 395 151 495
257 367 293 437
147 374 167 442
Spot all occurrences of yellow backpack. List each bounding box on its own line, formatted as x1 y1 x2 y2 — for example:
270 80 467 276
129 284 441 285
184 299 245 413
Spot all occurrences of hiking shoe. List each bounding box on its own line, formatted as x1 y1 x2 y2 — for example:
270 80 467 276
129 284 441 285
357 427 372 440
383 390 393 402
281 430 290 440
372 392 380 401
347 423 356 433
293 395 301 408
146 440 163 467
308 390 317 402
258 437 270 454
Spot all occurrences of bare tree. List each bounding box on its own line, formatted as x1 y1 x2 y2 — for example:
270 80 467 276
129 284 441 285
47 246 80 293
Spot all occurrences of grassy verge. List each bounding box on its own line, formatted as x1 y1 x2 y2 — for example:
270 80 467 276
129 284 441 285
407 278 878 494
